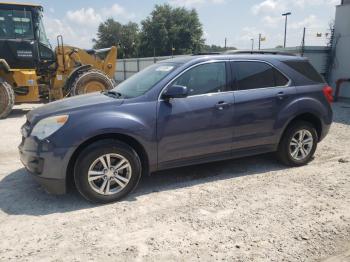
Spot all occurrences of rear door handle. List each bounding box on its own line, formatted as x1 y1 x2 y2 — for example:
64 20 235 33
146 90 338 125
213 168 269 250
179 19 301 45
215 101 230 110
276 91 286 100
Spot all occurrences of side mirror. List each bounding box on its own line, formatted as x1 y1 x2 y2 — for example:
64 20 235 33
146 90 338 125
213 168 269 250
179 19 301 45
162 85 188 100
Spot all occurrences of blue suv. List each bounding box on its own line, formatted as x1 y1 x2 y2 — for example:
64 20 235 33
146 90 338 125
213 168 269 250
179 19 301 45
19 54 333 203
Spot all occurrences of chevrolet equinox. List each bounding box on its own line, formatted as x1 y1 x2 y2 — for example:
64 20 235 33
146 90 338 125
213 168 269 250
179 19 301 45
19 54 333 203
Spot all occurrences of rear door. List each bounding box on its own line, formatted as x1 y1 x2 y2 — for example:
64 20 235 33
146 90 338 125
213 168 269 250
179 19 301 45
230 60 296 149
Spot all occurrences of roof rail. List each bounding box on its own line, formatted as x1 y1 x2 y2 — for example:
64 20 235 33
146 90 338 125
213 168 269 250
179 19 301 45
192 52 222 56
224 50 297 56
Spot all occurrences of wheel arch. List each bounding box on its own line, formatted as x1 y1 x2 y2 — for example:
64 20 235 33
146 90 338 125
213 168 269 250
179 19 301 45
0 59 11 73
66 133 149 191
279 112 323 145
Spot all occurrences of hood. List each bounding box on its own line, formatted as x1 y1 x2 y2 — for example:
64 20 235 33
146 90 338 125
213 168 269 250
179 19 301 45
27 93 124 123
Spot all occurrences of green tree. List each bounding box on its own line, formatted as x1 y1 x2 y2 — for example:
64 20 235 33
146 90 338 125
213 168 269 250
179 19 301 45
139 4 204 57
120 22 140 58
202 44 237 53
93 19 139 58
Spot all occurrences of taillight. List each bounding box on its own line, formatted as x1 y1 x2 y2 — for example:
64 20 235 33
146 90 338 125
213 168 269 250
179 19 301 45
323 85 334 103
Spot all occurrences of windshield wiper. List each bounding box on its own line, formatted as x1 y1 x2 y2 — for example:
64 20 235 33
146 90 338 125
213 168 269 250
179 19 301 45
103 90 123 98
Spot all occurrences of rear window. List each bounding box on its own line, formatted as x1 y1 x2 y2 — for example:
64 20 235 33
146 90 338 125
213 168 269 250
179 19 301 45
283 60 324 83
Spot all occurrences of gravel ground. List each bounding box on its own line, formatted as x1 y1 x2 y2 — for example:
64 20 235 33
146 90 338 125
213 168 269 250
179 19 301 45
0 102 349 262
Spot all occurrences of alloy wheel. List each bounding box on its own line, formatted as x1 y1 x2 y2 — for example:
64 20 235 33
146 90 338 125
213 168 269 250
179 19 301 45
289 129 314 161
87 153 132 195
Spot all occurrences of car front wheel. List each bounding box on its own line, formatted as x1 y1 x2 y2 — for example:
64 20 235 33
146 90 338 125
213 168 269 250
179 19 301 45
277 121 318 166
74 139 142 203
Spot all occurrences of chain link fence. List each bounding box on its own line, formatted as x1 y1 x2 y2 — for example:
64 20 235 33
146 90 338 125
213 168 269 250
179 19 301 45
115 47 330 82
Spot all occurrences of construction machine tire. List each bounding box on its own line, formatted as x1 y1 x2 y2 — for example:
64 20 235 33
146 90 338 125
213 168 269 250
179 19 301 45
0 81 15 119
70 69 115 96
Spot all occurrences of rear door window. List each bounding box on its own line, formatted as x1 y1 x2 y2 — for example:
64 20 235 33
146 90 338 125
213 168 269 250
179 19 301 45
233 61 288 90
274 68 289 86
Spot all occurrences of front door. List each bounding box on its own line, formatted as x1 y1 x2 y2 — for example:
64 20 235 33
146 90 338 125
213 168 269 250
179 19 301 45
157 61 234 167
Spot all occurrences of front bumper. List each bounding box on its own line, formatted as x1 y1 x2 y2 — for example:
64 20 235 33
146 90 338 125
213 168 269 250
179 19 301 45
27 171 66 195
19 135 74 195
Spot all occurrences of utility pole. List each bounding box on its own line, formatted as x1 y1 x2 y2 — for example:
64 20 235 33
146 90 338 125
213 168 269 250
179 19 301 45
258 34 261 50
282 12 291 48
153 47 156 63
251 38 254 50
224 37 227 49
301 27 306 56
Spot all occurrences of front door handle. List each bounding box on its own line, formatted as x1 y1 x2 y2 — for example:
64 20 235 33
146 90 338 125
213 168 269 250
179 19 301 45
215 101 230 110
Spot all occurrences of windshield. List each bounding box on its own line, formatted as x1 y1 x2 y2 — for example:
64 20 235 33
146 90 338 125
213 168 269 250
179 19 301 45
0 9 34 39
113 63 178 98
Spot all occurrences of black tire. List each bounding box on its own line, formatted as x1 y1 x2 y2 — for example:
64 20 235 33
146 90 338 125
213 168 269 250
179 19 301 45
277 121 318 166
0 81 15 119
70 69 115 96
74 139 142 203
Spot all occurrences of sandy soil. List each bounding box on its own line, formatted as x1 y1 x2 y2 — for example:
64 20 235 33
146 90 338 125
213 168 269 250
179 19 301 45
0 103 349 262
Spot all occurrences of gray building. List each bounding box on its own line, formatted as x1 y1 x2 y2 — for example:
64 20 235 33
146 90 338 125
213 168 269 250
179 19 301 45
330 0 350 99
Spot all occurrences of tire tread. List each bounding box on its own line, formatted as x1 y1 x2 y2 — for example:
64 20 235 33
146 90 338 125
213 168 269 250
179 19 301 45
70 69 115 96
277 120 318 166
74 139 142 203
0 81 15 119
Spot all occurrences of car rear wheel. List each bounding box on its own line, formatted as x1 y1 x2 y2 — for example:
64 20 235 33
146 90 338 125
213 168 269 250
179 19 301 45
74 139 142 203
277 121 318 166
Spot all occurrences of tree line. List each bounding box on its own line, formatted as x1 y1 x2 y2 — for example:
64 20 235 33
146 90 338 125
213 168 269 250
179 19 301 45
92 4 236 58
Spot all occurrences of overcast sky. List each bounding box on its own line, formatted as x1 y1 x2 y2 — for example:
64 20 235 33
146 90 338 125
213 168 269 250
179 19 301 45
16 0 340 49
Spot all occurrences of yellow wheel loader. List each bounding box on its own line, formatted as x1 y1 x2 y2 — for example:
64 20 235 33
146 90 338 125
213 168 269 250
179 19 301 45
0 3 117 118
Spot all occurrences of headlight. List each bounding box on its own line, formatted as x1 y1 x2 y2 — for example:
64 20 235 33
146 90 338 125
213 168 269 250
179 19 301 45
31 115 69 140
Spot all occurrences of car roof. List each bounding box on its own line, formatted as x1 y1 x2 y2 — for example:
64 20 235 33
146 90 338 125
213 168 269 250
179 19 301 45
161 53 307 65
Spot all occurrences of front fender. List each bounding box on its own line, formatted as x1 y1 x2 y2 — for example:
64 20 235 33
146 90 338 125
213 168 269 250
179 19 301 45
51 105 157 171
72 110 154 146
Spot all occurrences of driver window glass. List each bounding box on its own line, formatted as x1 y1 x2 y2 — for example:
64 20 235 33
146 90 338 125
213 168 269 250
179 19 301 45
172 62 227 96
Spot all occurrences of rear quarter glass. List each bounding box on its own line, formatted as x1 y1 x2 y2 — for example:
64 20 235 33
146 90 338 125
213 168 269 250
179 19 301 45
282 60 325 85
